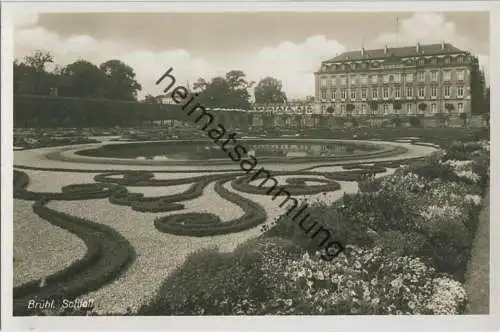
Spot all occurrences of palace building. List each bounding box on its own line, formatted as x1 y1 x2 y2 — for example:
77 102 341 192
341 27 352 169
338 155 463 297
314 42 483 117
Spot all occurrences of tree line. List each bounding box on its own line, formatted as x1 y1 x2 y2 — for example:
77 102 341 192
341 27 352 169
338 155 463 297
15 50 290 107
14 50 143 101
143 71 289 108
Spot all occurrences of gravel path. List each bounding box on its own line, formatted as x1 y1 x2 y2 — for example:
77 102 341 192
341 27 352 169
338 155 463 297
13 199 87 287
44 174 358 314
12 139 434 314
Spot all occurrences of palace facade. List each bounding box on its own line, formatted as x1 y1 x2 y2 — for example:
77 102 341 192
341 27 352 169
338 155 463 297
314 42 482 117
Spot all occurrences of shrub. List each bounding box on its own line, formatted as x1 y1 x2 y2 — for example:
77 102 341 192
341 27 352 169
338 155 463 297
340 190 423 234
138 237 303 315
409 117 422 128
402 159 461 182
344 169 481 277
266 201 374 253
374 230 431 259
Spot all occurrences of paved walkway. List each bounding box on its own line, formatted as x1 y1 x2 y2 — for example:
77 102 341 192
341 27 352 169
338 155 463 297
465 191 490 314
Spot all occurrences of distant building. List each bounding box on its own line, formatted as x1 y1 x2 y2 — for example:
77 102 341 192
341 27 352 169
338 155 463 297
250 101 318 114
157 93 177 105
315 42 483 117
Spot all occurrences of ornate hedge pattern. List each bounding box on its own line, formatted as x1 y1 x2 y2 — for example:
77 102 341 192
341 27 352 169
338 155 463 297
12 138 439 316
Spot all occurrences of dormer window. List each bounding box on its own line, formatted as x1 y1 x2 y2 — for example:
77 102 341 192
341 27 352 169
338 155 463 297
445 57 451 64
431 58 437 64
351 63 357 69
457 56 463 64
362 62 368 69
419 58 425 65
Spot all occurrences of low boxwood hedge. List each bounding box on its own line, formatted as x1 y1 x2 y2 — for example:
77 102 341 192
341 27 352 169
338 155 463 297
14 170 117 201
13 199 136 316
341 164 387 173
231 174 342 196
154 178 267 237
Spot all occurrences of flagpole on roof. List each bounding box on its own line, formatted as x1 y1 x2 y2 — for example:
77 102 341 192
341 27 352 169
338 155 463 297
396 16 399 47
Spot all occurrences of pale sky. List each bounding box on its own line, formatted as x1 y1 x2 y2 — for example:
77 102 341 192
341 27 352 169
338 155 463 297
14 11 489 99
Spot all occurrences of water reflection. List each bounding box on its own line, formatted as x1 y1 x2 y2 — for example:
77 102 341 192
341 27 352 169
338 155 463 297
133 143 369 161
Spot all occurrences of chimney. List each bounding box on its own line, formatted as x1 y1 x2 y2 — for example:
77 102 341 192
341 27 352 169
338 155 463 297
361 47 365 56
384 45 388 55
416 42 420 53
441 40 445 50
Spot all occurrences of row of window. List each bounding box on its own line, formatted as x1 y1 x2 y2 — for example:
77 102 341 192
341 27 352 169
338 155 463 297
320 85 465 100
321 103 465 114
319 70 466 87
322 55 466 72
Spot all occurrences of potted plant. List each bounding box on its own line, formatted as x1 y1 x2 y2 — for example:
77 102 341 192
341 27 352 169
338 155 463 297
459 112 468 127
418 103 427 113
346 103 355 114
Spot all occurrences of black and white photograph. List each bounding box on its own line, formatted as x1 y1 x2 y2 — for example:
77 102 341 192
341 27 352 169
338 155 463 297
1 1 495 329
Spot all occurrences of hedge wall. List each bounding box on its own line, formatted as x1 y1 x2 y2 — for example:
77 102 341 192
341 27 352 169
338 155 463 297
14 94 183 128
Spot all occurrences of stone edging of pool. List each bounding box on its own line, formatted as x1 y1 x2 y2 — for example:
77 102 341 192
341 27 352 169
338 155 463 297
14 139 439 173
44 139 406 166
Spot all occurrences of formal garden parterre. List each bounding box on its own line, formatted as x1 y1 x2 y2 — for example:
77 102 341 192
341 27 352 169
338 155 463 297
12 131 489 315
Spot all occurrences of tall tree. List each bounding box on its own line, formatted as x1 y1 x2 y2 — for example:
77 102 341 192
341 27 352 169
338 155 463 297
226 70 250 91
199 76 232 107
192 78 208 92
14 50 56 95
483 87 490 125
225 70 254 109
470 57 486 115
254 76 287 104
143 94 160 104
58 60 109 98
23 50 54 73
195 70 253 110
99 59 142 101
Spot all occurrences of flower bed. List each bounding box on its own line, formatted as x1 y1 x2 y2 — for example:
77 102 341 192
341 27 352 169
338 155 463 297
140 138 489 315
